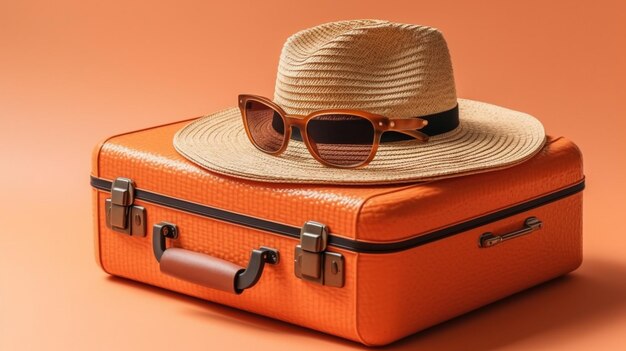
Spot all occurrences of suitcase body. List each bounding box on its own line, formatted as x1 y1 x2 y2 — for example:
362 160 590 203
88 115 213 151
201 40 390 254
91 119 584 346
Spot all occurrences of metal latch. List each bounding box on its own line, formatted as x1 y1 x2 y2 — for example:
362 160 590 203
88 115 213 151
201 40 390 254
294 221 344 287
105 177 146 236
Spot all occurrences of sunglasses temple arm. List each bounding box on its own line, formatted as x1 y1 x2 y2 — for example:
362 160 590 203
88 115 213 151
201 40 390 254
388 118 430 142
393 130 429 142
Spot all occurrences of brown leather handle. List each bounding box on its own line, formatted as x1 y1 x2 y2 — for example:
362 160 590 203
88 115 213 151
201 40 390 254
152 222 279 294
160 248 245 294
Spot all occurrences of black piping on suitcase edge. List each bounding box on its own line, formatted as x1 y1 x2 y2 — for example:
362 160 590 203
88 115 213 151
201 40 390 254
90 176 585 254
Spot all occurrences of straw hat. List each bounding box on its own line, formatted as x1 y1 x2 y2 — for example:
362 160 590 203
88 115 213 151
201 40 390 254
174 19 545 185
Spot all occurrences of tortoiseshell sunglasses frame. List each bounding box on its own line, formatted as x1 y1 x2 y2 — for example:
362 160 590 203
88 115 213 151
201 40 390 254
238 94 429 168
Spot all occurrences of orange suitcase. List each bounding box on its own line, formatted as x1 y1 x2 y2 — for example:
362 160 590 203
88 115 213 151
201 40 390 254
91 119 584 346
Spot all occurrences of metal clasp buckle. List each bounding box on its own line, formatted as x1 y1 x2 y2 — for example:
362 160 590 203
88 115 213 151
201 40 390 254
294 221 344 287
105 177 146 236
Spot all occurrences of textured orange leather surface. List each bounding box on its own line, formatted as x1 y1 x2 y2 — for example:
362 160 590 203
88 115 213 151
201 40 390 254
94 192 360 340
356 193 583 345
92 118 584 345
356 136 584 242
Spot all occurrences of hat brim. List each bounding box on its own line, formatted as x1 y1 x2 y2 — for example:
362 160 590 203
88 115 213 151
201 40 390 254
173 99 546 185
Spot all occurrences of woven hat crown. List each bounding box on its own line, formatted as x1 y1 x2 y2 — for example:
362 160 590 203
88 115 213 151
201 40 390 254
173 19 545 184
274 19 457 118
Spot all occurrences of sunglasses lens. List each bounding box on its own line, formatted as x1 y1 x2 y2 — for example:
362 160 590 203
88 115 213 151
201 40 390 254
244 100 285 153
306 114 375 167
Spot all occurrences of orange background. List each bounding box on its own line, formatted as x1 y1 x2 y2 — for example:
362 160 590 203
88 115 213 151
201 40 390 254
1 1 625 350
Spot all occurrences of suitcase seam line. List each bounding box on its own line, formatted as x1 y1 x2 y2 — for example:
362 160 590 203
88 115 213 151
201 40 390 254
90 176 584 254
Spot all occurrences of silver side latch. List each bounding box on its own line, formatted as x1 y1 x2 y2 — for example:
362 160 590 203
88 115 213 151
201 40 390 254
105 177 146 236
294 221 344 288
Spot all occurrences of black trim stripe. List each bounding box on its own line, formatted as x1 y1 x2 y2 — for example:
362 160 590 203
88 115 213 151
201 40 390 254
91 176 584 254
90 176 302 238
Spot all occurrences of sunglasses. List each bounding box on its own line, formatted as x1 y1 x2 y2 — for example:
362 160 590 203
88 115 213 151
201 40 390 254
238 94 434 168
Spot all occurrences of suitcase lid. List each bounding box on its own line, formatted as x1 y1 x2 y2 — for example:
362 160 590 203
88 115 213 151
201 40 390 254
92 119 584 253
